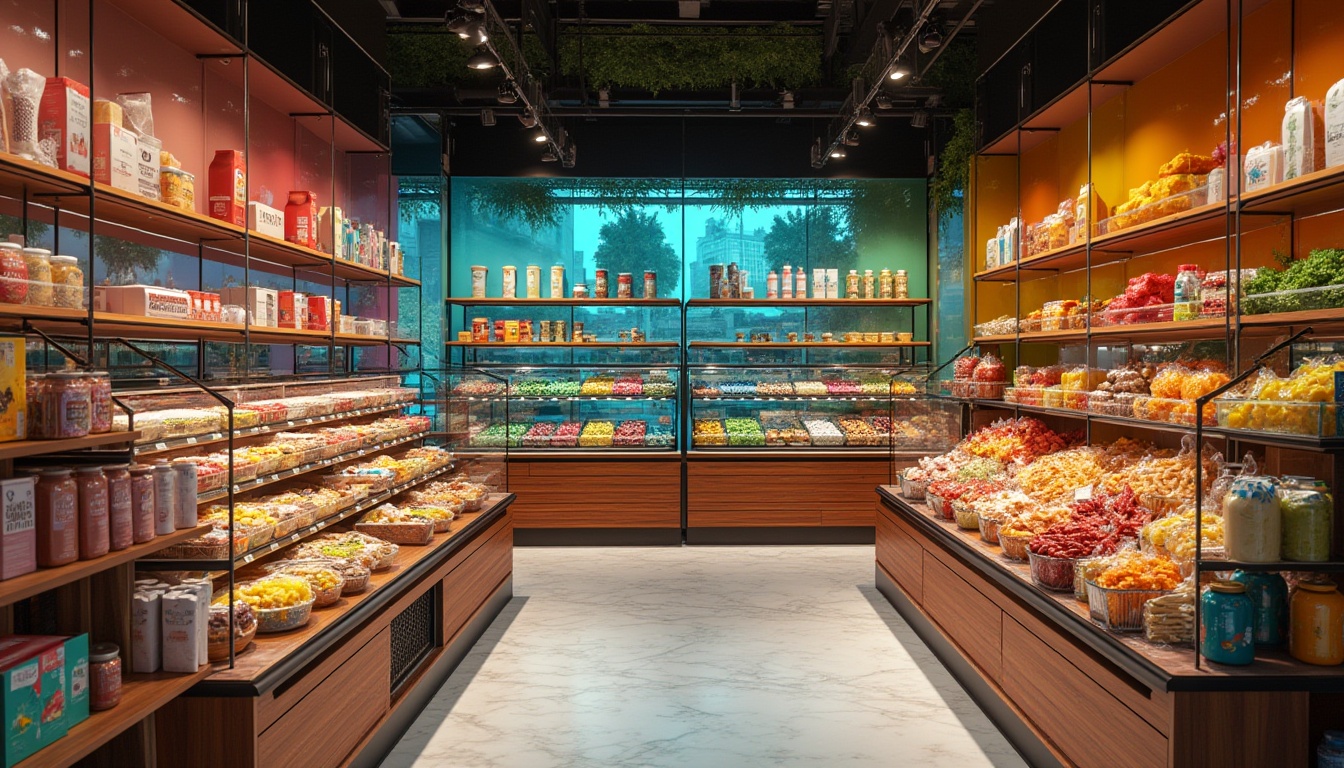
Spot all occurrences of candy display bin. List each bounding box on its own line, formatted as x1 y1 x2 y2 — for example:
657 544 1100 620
1214 398 1336 437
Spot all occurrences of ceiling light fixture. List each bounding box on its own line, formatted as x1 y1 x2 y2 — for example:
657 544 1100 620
844 130 860 146
533 131 548 143
911 109 929 128
829 147 846 159
466 48 499 70
888 59 912 81
918 22 944 55
855 106 875 127
457 0 485 10
518 113 537 128
446 13 472 35
497 82 517 104
541 148 559 162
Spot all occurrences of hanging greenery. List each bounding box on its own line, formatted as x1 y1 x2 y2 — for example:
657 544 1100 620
922 40 976 109
387 31 496 89
557 24 822 93
931 108 974 223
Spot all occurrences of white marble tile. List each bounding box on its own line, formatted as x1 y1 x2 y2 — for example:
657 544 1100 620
381 546 1028 768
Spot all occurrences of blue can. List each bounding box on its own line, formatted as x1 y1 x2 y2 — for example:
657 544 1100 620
1230 570 1288 647
1201 581 1255 665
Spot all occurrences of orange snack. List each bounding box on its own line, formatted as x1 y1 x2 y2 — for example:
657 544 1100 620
1093 551 1182 591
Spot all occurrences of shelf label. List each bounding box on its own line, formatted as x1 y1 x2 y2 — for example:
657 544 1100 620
242 554 255 564
186 437 198 445
154 442 168 451
1074 485 1094 501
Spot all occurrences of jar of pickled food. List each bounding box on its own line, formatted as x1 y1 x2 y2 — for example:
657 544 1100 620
893 269 909 299
25 374 50 439
49 371 91 438
74 466 109 560
1279 476 1333 562
35 468 79 567
20 248 52 306
86 371 113 434
1201 581 1254 665
49 255 83 309
1290 581 1344 665
0 242 28 305
103 464 134 551
128 465 156 544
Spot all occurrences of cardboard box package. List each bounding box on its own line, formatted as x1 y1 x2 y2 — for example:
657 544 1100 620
207 150 246 226
318 206 344 258
0 336 25 443
0 478 37 581
38 77 90 178
92 122 138 192
278 291 307 330
286 191 318 249
221 286 277 328
307 295 332 331
103 285 191 320
134 133 162 201
0 635 68 766
61 635 88 732
248 201 284 239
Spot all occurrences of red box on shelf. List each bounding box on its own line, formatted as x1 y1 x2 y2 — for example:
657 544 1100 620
285 191 318 249
307 295 331 331
208 150 246 226
39 77 91 178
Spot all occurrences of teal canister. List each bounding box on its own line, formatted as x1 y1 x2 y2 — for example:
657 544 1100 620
1201 581 1255 665
1230 570 1288 647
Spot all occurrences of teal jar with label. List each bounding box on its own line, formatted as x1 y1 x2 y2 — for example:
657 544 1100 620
1230 570 1288 647
1201 581 1255 665
1278 476 1333 562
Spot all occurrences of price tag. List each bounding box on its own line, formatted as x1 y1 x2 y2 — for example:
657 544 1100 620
154 442 168 451
242 553 255 564
1074 485 1094 501
186 437 198 445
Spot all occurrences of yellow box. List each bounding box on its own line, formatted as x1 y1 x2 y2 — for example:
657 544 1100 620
504 320 520 343
92 98 122 126
0 336 26 442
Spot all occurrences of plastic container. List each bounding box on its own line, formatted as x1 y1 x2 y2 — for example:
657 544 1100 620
1215 399 1335 438
1095 183 1210 235
254 598 315 633
977 514 1001 544
952 502 980 531
74 466 110 560
1290 581 1344 665
925 493 953 521
1087 582 1173 632
104 465 134 551
35 468 79 567
898 470 927 500
1202 581 1255 665
1027 549 1077 592
1223 475 1281 563
999 531 1033 561
1173 264 1203 321
1278 476 1333 562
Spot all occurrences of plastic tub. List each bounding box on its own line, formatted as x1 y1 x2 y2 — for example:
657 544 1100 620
1000 531 1032 562
978 514 1001 545
1027 549 1078 592
254 598 315 633
952 502 980 531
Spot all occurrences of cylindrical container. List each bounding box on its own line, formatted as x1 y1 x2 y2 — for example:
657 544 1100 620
525 265 541 298
550 265 565 298
879 268 895 298
787 332 798 342
50 255 82 308
812 268 825 299
0 242 28 305
767 271 779 299
35 468 79 567
1290 581 1344 665
825 268 839 299
21 247 52 307
617 273 633 299
74 466 109 560
594 269 609 299
1202 581 1255 665
25 374 50 439
894 269 909 299
572 283 589 299
104 465 133 551
644 270 657 299
725 263 739 299
456 330 472 342
708 264 724 299
1318 731 1344 768
50 371 91 438
738 270 750 297
86 371 112 434
846 270 860 298
89 643 122 711
501 265 517 298
519 319 533 342
1279 476 1332 562
504 320 520 343
1223 475 1281 563
539 320 552 343
128 465 155 544
1230 570 1288 647
572 321 584 341
863 269 875 299
150 460 177 537
470 265 488 298
795 266 807 299
781 265 793 299
490 319 504 343
172 461 198 529
554 320 566 343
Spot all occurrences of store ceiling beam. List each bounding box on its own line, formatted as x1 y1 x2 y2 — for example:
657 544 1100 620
520 0 555 58
846 0 904 65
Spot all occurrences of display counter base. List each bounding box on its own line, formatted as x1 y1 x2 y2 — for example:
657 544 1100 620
516 528 683 546
686 526 875 545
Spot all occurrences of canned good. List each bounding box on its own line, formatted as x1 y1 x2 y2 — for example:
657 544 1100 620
550 265 565 298
470 265 488 298
501 265 517 298
493 319 505 343
644 270 657 299
573 283 589 299
472 317 490 343
595 269 609 298
617 273 633 299
504 320 520 343
539 320 552 343
709 264 724 299
525 265 541 298
519 318 533 342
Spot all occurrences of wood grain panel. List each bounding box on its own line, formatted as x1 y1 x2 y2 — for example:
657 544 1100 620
1002 617 1167 768
922 552 1003 682
511 461 680 528
257 629 390 768
921 539 1022 615
876 505 923 603
688 459 886 527
1169 691 1309 768
442 524 513 642
156 697 257 768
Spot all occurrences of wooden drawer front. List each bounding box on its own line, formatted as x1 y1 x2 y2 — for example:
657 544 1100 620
1170 691 1309 768
1002 618 1167 768
511 461 680 528
443 522 514 641
258 629 391 768
922 552 1002 681
156 698 257 768
876 505 923 603
688 459 887 527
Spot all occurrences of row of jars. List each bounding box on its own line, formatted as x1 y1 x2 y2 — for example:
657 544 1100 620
27 370 113 439
1223 474 1333 563
0 244 86 309
1201 573 1344 666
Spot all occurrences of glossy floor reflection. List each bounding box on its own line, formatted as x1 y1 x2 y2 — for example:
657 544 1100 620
381 546 1027 768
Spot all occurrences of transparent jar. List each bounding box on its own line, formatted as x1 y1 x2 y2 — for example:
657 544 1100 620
86 371 113 434
1223 475 1281 563
1290 581 1344 665
49 255 83 309
89 643 122 711
20 247 52 306
893 269 909 299
1279 476 1333 562
128 465 156 544
1173 263 1202 321
74 466 110 560
0 242 28 305
49 371 91 438
35 468 79 567
25 373 51 439
103 464 134 551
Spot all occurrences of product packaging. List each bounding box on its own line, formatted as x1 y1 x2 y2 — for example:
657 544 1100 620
91 99 121 127
114 92 154 137
0 636 68 764
103 285 191 320
0 478 36 580
5 68 46 162
1282 96 1325 180
173 579 211 662
307 295 332 331
221 286 278 327
1326 78 1344 169
160 590 200 673
1244 142 1284 192
248 201 285 239
825 268 839 299
38 77 91 177
278 291 307 330
208 150 246 225
91 122 138 192
285 191 318 249
812 268 824 299
130 590 161 673
318 206 344 257
159 166 195 211
0 337 24 442
61 635 88 732
1207 167 1227 204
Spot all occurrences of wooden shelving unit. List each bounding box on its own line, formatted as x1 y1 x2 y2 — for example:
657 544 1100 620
448 297 681 306
0 430 140 462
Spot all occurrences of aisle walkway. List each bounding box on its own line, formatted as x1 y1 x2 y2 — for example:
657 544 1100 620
382 546 1026 768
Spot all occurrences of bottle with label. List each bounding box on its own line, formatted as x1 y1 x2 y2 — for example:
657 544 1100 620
878 269 894 298
767 271 779 298
863 269 875 299
1174 264 1203 321
781 265 793 299
845 270 860 299
36 468 79 567
794 266 806 298
151 460 177 536
894 269 909 299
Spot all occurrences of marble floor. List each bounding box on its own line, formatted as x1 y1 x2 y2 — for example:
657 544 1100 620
381 546 1027 768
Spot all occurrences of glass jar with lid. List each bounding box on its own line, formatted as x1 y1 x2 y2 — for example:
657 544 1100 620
49 371 91 438
128 465 156 544
0 242 28 305
1290 581 1344 665
20 247 52 306
893 269 909 299
86 371 113 434
49 255 83 309
74 466 109 560
1278 476 1333 562
25 373 51 439
35 468 79 567
1223 475 1281 562
89 643 122 710
103 464 134 551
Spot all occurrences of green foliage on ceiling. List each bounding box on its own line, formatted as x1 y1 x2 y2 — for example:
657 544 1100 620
388 31 495 89
922 40 976 109
931 108 974 223
557 24 822 93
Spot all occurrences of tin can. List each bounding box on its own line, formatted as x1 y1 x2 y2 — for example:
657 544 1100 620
617 273 633 299
519 318 533 342
550 265 565 298
472 317 490 343
470 265 488 298
595 269 609 298
644 270 657 299
493 319 505 342
554 320 566 342
709 264 724 299
539 320 552 343
501 266 517 298
504 320 520 343
525 265 541 298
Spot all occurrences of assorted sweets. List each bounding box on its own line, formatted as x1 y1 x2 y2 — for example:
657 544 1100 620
1215 355 1344 437
944 354 1007 399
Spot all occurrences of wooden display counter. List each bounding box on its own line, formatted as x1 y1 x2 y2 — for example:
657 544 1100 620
507 453 682 545
876 486 1344 768
156 495 515 768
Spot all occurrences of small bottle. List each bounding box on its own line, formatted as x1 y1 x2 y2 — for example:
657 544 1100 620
878 268 895 298
172 461 199 529
845 270 860 299
862 269 875 299
766 271 779 299
89 643 122 711
794 266 806 298
1174 264 1202 321
781 265 793 299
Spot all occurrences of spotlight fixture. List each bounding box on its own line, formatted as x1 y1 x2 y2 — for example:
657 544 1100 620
780 90 795 110
496 82 517 104
466 48 499 70
533 131 548 143
888 59 912 81
446 13 472 35
457 0 485 10
875 94 893 109
854 106 875 127
844 130 860 147
918 22 944 55
911 109 929 128
541 148 559 162
463 19 488 44
518 113 537 128
829 147 846 159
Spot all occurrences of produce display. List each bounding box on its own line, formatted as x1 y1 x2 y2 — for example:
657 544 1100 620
1098 151 1216 234
1242 249 1344 314
961 417 1071 464
724 417 765 446
945 354 1007 399
1216 357 1344 436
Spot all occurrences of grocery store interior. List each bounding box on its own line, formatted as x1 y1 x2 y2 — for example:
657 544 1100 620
3 0 1344 766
